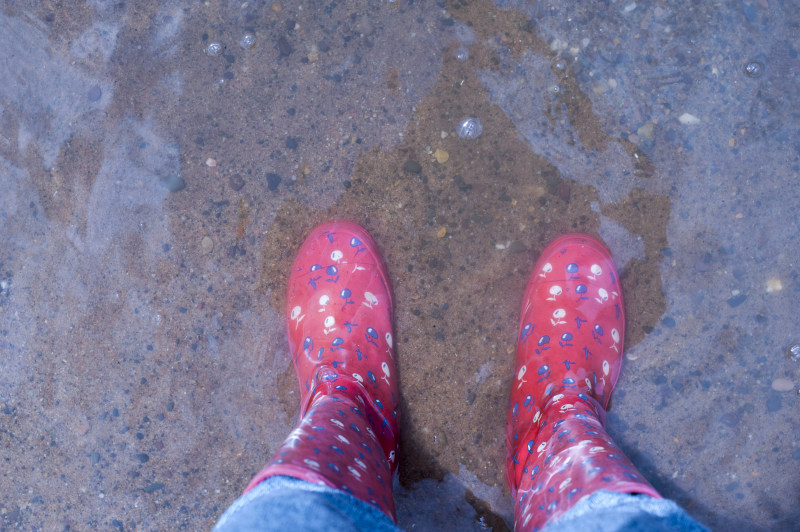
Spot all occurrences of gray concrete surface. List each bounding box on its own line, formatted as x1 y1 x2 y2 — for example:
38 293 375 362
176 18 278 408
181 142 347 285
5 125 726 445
1 1 798 530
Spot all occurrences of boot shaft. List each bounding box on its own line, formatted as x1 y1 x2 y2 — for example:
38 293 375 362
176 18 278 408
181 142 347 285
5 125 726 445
513 395 660 531
245 392 397 520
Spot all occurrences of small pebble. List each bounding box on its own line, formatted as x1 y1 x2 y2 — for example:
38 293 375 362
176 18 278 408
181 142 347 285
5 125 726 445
437 227 447 238
456 46 469 61
205 42 223 56
205 158 217 167
678 113 701 125
276 36 292 57
765 278 782 293
726 293 747 307
434 149 449 164
771 378 795 392
266 172 282 191
201 236 214 254
637 122 654 141
403 160 422 174
144 482 165 493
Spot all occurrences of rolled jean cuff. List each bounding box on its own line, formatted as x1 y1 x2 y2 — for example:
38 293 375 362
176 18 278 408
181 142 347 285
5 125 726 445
213 475 400 532
544 490 710 532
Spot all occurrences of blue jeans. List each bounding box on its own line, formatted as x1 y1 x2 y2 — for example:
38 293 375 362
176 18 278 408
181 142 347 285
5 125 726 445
214 476 709 531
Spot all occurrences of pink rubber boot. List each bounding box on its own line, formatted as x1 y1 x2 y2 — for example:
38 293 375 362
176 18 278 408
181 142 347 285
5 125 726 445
507 234 661 531
245 221 400 520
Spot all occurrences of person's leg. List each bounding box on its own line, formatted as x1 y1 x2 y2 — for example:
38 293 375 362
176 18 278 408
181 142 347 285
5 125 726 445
507 235 694 531
215 221 401 529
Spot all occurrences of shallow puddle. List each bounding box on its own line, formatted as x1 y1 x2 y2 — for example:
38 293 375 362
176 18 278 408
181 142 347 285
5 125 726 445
1 1 798 530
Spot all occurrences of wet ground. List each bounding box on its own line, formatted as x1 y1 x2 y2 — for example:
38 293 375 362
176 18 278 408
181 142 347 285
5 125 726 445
1 1 799 530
